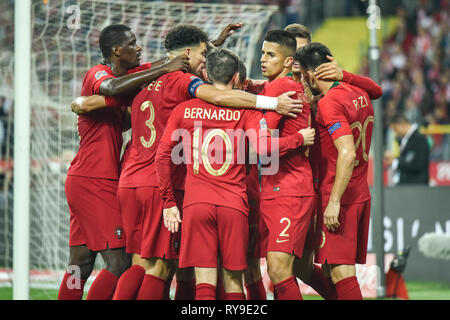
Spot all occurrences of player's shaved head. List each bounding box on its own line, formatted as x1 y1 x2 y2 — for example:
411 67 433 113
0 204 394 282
165 24 209 52
206 48 239 85
99 24 132 59
264 30 297 58
295 42 333 72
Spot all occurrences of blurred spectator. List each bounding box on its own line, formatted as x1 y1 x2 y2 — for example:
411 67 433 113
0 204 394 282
385 113 430 185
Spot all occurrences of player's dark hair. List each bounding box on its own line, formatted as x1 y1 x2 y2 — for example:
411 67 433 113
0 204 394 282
99 24 132 59
164 24 209 51
295 42 333 71
284 24 312 44
206 48 239 85
237 60 247 84
390 112 410 125
264 30 297 57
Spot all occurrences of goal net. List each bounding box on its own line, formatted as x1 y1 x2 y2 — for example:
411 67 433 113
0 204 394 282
0 0 278 298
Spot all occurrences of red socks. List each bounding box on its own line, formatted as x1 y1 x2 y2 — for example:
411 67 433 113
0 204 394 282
225 292 246 300
136 274 166 300
112 265 145 300
304 265 337 300
86 269 118 300
58 272 87 300
335 276 363 300
175 279 196 300
273 276 303 300
245 278 267 300
196 283 216 300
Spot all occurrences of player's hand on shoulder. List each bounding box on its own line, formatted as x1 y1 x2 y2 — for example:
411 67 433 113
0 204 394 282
314 55 343 81
276 91 304 118
166 55 190 73
163 206 182 233
298 127 315 146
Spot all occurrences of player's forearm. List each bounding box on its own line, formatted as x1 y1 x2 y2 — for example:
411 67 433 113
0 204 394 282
99 64 172 96
342 70 383 100
246 78 267 94
253 131 303 157
155 141 177 208
329 148 356 203
71 95 108 114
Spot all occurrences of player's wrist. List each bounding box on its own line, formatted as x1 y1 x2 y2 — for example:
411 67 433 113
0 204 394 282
256 95 278 110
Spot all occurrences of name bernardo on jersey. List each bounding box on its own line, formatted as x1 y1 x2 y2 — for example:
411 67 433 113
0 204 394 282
184 107 241 121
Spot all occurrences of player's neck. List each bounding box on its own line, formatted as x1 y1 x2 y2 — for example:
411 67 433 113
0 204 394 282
319 80 335 95
212 82 233 91
104 59 128 77
269 68 291 82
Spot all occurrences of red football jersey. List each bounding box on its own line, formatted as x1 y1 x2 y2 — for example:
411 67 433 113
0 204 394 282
316 81 374 204
156 99 305 214
118 71 206 189
259 76 314 199
68 63 151 180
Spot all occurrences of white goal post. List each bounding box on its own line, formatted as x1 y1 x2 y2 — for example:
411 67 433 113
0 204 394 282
0 0 279 299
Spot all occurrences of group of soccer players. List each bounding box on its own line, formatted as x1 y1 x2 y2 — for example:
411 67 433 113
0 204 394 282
59 20 382 300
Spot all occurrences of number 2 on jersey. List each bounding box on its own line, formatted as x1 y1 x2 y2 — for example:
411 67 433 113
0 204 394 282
140 101 156 148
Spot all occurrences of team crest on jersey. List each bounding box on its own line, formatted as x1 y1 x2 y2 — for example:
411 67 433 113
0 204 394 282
115 226 123 239
94 70 109 80
259 118 268 129
328 122 341 135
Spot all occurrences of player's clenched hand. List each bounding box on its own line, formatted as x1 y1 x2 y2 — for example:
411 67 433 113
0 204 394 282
323 200 341 232
165 55 190 73
314 55 343 81
276 91 303 118
211 23 243 47
71 96 87 114
163 206 182 233
298 127 315 146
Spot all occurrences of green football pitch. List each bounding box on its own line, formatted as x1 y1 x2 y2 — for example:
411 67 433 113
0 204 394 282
0 282 449 300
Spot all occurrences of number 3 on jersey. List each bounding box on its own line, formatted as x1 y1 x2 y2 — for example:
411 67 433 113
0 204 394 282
140 101 156 148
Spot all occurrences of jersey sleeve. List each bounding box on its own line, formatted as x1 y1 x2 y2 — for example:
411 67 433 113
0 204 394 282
243 110 303 157
174 72 206 99
317 96 352 141
342 70 382 100
87 67 115 95
156 105 184 209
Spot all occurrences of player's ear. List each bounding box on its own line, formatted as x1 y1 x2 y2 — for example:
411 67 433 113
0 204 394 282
230 72 239 87
284 56 294 68
185 47 191 58
242 78 249 91
111 44 122 57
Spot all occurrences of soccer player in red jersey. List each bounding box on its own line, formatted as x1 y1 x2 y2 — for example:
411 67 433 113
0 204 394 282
286 23 382 300
59 24 188 300
155 48 315 300
256 30 315 300
297 42 377 300
99 24 304 300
